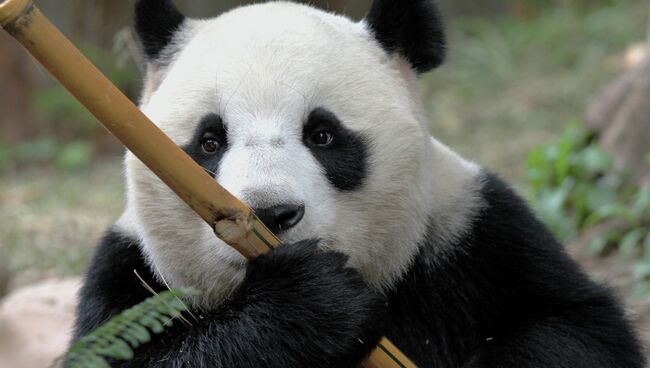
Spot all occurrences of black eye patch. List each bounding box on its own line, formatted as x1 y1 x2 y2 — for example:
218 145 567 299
303 108 368 191
182 113 229 178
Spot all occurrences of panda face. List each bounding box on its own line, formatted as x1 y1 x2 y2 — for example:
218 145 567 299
126 1 478 306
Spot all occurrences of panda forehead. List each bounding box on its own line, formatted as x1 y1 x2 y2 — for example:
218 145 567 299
199 2 367 50
159 3 391 94
178 4 374 70
143 2 418 145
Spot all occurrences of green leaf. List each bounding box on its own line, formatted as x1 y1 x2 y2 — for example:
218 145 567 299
632 279 650 298
583 183 618 213
56 142 93 171
139 315 164 334
554 138 573 182
587 235 608 256
60 289 198 366
634 261 650 280
12 138 59 164
620 230 643 257
644 233 650 261
98 338 134 360
0 147 9 170
120 329 141 348
584 203 628 227
75 353 111 368
579 145 612 174
526 147 546 186
128 323 151 344
633 188 650 215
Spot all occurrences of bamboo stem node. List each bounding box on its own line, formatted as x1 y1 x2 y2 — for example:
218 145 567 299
214 213 260 258
0 0 31 30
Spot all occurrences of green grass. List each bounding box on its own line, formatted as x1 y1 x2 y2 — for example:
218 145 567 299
424 0 647 180
0 161 124 285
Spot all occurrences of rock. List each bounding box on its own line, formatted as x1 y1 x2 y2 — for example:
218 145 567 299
0 278 80 368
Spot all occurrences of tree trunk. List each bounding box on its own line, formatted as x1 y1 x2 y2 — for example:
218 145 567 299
0 32 36 143
585 2 650 186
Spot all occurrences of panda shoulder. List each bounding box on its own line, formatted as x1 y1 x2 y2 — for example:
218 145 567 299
74 210 163 340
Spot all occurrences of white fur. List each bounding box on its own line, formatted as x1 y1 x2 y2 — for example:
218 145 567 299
123 2 482 308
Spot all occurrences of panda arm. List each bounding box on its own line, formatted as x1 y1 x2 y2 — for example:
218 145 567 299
460 175 645 368
384 173 644 367
462 295 644 368
74 231 385 368
73 228 165 341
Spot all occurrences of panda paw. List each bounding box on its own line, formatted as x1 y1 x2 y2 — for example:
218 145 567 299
240 239 387 366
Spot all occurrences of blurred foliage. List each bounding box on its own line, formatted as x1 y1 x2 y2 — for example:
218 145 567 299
0 147 9 171
433 1 645 95
0 161 125 282
32 44 139 136
0 138 92 171
425 0 647 178
14 43 139 171
56 141 93 170
527 125 650 293
444 0 638 16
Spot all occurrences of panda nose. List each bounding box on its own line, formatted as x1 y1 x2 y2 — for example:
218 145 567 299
253 204 305 234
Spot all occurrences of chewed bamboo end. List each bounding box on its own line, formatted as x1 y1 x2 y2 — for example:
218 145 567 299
0 0 32 28
214 212 257 256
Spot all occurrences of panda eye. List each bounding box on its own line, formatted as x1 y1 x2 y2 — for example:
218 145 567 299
201 139 220 154
309 130 334 147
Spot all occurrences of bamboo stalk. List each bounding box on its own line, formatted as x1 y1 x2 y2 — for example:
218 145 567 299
0 1 416 367
0 0 275 259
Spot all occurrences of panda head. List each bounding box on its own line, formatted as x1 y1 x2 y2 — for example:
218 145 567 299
125 0 478 306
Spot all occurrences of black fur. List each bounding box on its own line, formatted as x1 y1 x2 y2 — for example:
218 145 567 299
72 238 385 367
303 108 368 191
73 230 165 341
73 172 644 367
134 0 185 60
366 0 446 73
385 172 645 367
182 113 229 178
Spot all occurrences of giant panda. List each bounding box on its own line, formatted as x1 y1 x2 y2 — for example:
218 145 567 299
72 1 645 367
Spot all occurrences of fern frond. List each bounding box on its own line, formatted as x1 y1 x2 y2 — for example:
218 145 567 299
61 288 200 368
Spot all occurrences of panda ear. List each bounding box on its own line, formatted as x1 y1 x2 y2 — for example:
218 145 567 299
134 0 186 61
365 0 446 73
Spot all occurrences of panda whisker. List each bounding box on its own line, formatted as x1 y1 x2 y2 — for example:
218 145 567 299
223 62 254 114
133 269 194 327
202 167 219 178
214 69 223 115
152 262 200 323
273 78 310 115
134 269 157 296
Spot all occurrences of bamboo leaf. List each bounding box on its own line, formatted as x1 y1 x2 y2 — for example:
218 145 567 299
98 338 134 360
57 288 199 367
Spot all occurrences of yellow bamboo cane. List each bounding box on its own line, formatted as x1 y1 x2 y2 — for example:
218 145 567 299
0 1 416 367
